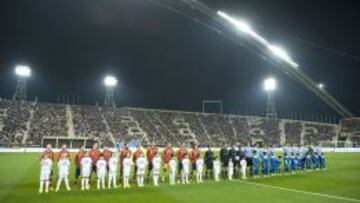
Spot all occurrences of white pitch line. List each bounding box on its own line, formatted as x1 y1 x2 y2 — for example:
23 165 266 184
241 181 360 203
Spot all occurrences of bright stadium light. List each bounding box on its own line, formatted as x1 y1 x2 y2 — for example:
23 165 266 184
15 65 31 77
267 44 299 68
104 75 118 87
217 10 269 46
264 78 277 91
318 83 325 89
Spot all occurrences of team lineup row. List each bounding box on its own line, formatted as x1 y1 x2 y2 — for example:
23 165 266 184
38 143 327 194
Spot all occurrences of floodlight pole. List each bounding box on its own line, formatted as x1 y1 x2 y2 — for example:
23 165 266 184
266 91 277 119
104 86 116 108
13 77 27 101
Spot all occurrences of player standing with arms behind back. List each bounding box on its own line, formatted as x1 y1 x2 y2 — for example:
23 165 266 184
169 154 177 185
39 154 53 194
80 151 92 190
136 153 147 187
122 152 132 188
152 152 162 186
96 155 107 189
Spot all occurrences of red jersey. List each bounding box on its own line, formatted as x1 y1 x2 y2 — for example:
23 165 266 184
40 149 54 160
177 148 188 161
190 149 200 163
120 147 131 161
102 149 112 161
162 147 173 164
75 150 85 167
132 149 143 163
146 146 158 162
89 149 101 165
56 149 71 161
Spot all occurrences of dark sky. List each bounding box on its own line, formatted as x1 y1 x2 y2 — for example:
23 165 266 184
0 0 359 117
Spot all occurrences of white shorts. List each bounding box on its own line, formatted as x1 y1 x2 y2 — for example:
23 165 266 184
153 169 160 175
40 171 51 181
82 170 91 178
137 168 145 175
58 173 69 179
97 171 106 178
123 169 131 177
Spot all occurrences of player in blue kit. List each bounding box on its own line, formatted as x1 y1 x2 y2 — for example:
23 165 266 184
296 153 303 171
252 150 260 177
261 151 269 176
305 152 312 171
290 152 296 174
313 152 320 170
319 152 326 170
283 153 290 173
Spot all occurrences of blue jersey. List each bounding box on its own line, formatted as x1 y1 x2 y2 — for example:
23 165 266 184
305 155 312 170
319 155 326 169
296 155 303 170
313 155 320 169
269 155 277 174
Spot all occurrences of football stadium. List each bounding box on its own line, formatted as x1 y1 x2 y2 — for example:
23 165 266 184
0 0 360 203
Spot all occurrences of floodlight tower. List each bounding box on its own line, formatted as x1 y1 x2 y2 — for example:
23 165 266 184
264 78 278 119
103 75 117 108
13 65 31 101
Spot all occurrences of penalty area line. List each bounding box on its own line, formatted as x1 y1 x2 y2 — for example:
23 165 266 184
240 180 360 202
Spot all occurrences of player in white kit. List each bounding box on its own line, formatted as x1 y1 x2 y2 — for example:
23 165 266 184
108 152 118 189
240 157 247 180
55 153 71 192
228 159 234 180
122 152 132 188
96 155 107 189
39 154 53 194
195 158 204 183
152 153 162 186
80 151 92 190
136 153 147 187
181 156 190 184
169 156 177 185
213 157 220 181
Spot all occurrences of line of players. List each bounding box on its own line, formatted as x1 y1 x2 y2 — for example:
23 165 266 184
38 142 326 193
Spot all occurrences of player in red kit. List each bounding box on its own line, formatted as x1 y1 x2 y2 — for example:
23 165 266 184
74 146 85 186
102 146 112 171
162 143 174 181
177 144 188 176
56 144 71 161
146 143 158 179
120 144 131 180
190 145 200 177
89 143 101 176
132 144 144 179
40 144 55 190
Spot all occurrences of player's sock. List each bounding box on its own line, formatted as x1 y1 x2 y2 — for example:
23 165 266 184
45 180 49 193
81 178 85 190
97 178 100 189
65 178 70 191
55 178 61 192
102 178 106 189
39 180 44 194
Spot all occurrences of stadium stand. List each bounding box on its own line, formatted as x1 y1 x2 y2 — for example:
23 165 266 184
1 99 358 148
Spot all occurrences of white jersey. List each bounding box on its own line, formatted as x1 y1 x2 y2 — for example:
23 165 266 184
196 159 204 172
97 160 107 175
182 158 190 173
213 160 220 173
169 159 177 173
58 159 70 176
136 157 147 175
81 157 92 173
108 157 118 173
40 158 53 174
123 158 132 176
152 156 162 172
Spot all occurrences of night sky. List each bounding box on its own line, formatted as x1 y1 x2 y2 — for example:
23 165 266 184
0 0 359 117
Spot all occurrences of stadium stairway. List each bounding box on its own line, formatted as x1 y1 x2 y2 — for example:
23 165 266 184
22 108 34 144
66 105 75 138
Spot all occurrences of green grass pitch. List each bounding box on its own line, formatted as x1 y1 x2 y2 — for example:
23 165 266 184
0 153 359 203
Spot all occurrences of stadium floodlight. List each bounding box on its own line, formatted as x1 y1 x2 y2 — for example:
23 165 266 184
104 75 118 87
318 83 325 89
15 65 31 77
264 77 277 91
217 10 269 46
267 44 299 68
